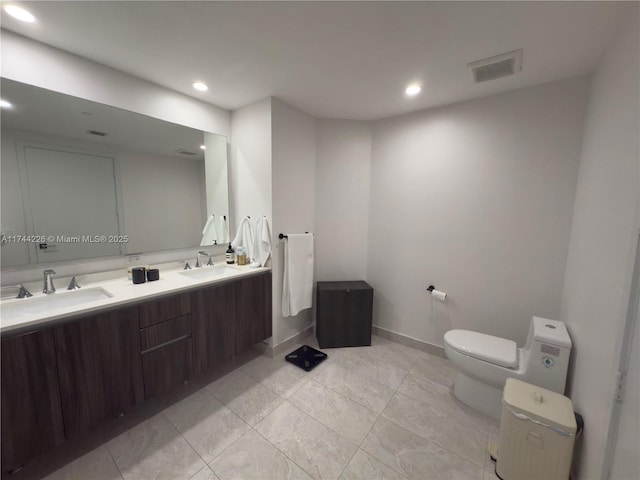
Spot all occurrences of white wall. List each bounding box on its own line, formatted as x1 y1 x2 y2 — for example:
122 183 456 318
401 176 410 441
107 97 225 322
367 77 589 348
1 31 230 137
315 120 372 281
560 5 639 478
229 97 273 231
271 98 316 345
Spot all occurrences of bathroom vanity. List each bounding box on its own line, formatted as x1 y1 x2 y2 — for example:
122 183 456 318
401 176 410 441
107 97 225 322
0 267 272 475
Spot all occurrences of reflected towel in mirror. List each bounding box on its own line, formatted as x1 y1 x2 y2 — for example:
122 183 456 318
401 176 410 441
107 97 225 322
201 214 218 246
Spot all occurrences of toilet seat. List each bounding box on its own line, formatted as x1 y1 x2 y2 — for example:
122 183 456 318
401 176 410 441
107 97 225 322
444 330 518 369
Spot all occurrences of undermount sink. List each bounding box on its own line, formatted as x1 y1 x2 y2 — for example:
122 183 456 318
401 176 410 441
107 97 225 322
1 287 113 321
179 265 241 280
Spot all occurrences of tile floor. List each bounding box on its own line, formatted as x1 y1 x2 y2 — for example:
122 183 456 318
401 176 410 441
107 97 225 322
44 335 501 480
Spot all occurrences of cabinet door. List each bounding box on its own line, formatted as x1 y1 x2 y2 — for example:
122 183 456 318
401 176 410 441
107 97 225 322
1 330 65 474
142 338 193 399
191 282 236 374
236 272 272 354
54 307 144 437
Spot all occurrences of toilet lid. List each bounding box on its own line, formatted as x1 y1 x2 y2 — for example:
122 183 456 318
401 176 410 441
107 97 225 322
445 330 518 368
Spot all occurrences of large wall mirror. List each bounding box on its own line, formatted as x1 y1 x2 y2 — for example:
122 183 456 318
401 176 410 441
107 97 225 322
0 78 230 268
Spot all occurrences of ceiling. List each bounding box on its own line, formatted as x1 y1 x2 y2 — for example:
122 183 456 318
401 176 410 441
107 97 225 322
0 1 627 120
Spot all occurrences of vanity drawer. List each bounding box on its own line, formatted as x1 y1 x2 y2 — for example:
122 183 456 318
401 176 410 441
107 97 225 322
139 293 191 328
140 315 191 352
142 337 193 399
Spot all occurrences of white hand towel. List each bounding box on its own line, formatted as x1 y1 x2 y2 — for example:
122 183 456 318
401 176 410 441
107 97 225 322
282 233 314 317
254 216 272 267
217 215 229 244
200 215 218 246
231 216 255 261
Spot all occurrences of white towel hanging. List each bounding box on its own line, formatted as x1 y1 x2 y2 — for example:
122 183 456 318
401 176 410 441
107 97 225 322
231 216 255 261
254 216 272 267
282 233 314 317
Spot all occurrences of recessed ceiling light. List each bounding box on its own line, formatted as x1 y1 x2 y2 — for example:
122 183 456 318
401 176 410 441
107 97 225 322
405 84 422 96
4 5 36 23
0 99 13 109
200 145 206 150
192 82 208 92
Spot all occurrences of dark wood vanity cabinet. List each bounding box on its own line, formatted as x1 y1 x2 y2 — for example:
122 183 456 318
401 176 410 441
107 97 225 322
191 281 237 373
192 272 272 374
0 271 272 475
138 294 193 398
1 329 65 474
53 306 144 437
236 272 272 353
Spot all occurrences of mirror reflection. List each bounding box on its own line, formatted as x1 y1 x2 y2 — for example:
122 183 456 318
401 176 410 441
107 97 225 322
0 78 229 268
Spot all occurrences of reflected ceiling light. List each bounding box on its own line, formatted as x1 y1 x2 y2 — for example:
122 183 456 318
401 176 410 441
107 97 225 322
0 99 13 109
4 5 36 23
200 145 206 150
405 84 422 96
192 82 208 92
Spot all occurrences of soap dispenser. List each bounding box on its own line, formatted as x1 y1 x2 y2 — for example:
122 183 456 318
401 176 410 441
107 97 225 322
226 244 235 264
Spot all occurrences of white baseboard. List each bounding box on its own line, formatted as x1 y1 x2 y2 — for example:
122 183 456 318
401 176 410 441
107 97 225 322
263 326 314 358
372 325 446 359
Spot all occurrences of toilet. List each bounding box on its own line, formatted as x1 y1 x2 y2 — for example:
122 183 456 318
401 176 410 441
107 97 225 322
444 316 571 420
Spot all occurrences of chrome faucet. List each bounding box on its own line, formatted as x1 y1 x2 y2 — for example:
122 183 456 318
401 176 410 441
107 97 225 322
43 269 56 294
1 284 33 299
196 251 210 268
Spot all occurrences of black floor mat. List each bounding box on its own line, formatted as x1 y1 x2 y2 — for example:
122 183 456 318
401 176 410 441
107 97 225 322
285 345 328 372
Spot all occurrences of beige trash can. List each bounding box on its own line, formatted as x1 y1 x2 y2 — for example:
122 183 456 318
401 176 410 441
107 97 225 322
496 378 577 480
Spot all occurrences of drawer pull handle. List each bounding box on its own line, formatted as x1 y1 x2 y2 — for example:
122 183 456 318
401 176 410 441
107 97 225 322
141 334 190 355
346 289 351 293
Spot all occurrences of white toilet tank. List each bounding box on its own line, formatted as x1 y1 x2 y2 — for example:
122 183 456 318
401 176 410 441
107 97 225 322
523 316 572 394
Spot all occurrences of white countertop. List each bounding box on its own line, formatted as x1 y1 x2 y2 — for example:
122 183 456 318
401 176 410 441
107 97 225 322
0 262 270 336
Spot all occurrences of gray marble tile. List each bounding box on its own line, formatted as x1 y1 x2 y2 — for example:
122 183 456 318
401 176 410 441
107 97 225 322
397 373 499 434
289 380 378 445
163 388 250 463
107 414 205 480
209 429 312 480
313 362 396 414
337 349 408 390
408 354 458 388
206 370 284 426
381 392 487 467
338 449 409 480
255 401 358 480
361 417 484 480
190 466 220 480
362 342 421 372
44 446 122 480
240 354 313 398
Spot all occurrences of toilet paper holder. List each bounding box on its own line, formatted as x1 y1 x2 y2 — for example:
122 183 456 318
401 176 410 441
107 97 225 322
427 285 448 302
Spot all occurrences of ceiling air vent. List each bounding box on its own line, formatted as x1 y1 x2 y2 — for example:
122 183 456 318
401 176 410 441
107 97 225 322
468 49 523 83
85 129 109 137
176 149 198 156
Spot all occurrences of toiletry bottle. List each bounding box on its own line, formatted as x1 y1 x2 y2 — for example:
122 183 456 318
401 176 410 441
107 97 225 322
237 246 247 266
226 244 235 264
